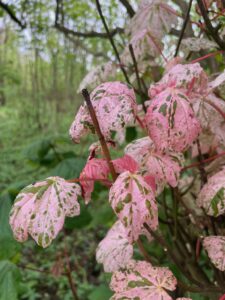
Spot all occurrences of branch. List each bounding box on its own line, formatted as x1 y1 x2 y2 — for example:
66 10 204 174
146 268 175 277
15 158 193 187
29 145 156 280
55 23 124 39
174 0 193 57
119 0 135 17
82 89 118 181
0 1 26 29
197 0 225 50
55 0 123 39
95 0 131 84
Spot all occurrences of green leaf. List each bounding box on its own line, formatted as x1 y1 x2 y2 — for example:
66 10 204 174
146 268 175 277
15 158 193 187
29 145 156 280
0 194 13 238
0 260 21 300
211 187 224 216
88 284 113 300
125 127 137 143
64 202 92 229
23 138 52 164
48 157 85 179
0 237 21 261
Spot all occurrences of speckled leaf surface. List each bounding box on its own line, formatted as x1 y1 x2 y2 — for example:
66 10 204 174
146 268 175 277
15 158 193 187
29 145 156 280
70 81 137 143
79 158 110 203
203 236 225 271
96 221 133 272
110 260 177 300
109 171 158 243
10 177 81 248
197 168 225 217
145 87 201 152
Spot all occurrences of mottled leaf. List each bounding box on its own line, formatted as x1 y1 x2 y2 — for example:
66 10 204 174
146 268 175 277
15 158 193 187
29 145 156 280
149 63 208 99
203 236 225 271
110 259 177 300
96 221 133 272
197 168 225 217
145 87 201 152
109 171 158 243
112 155 138 174
9 177 81 248
181 37 216 52
70 81 137 143
79 158 110 204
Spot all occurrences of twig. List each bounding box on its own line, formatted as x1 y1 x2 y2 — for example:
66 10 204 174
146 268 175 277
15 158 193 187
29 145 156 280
128 44 147 111
119 0 135 17
64 247 80 300
182 151 225 172
82 89 117 181
196 139 208 185
95 0 131 84
0 1 26 29
174 0 193 57
143 223 206 287
136 238 155 264
197 0 225 50
189 50 224 64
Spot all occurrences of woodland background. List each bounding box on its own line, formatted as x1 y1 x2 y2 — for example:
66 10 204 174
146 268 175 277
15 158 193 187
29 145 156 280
0 0 224 299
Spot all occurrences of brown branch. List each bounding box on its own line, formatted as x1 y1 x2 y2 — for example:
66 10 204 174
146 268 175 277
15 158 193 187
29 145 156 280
55 23 124 39
64 247 80 300
182 151 225 172
174 0 193 57
82 89 118 181
55 0 123 39
95 0 131 84
119 0 135 17
0 1 26 29
128 44 147 110
197 0 225 50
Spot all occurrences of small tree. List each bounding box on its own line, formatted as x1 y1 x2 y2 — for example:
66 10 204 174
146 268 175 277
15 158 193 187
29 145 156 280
8 1 225 299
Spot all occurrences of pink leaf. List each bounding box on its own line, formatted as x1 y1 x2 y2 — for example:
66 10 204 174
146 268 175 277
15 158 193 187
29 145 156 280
125 137 183 191
79 158 110 204
203 236 225 271
145 150 184 188
143 175 157 194
109 171 158 243
112 155 138 174
96 221 133 272
69 81 137 143
77 61 118 93
196 168 225 217
126 0 178 39
145 87 201 152
110 259 177 300
219 294 225 300
125 136 154 166
149 63 208 99
9 177 81 248
208 70 225 91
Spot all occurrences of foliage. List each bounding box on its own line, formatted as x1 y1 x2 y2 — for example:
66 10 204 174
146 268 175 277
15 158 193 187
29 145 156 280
1 0 225 299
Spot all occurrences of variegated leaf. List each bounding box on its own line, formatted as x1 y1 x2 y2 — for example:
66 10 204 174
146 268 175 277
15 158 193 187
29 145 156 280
149 63 208 99
96 221 133 272
112 154 138 174
9 177 81 248
110 259 177 300
197 168 225 217
70 81 137 143
79 158 110 204
109 171 158 243
203 236 225 271
145 87 201 152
